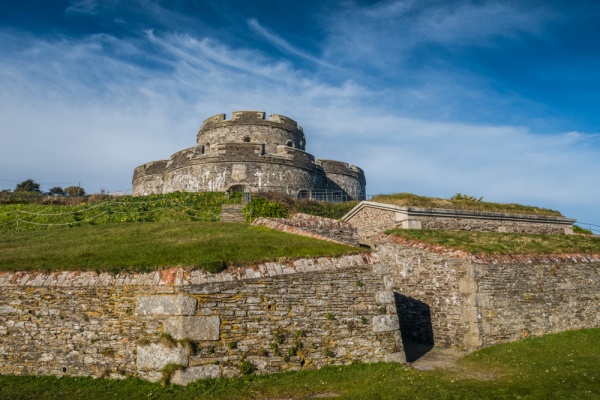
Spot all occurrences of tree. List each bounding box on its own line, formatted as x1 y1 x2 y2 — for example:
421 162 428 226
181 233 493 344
49 186 65 195
14 179 41 193
64 186 86 196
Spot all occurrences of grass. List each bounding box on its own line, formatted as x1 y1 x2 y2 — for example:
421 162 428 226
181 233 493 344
0 328 597 399
386 229 600 255
0 192 239 233
372 193 563 216
0 221 364 273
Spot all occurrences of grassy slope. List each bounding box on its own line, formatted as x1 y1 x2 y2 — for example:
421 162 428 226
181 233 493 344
0 328 597 399
373 193 563 216
386 229 600 255
0 222 364 273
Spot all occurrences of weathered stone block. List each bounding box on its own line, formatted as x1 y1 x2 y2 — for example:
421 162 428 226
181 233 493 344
135 294 197 316
164 316 220 340
384 352 406 363
171 365 222 385
373 315 400 332
375 290 395 304
136 343 189 371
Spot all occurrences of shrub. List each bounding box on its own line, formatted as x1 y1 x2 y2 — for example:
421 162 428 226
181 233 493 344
243 197 289 221
573 225 593 235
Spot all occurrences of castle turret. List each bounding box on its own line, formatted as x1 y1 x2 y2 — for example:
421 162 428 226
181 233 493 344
197 111 306 155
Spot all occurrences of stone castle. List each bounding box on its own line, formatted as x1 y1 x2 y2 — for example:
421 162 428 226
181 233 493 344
132 111 366 200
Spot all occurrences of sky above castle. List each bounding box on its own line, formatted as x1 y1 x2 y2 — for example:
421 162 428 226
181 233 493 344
1 0 599 229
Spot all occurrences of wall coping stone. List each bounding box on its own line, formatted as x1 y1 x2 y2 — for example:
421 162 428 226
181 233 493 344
0 253 378 287
343 201 575 225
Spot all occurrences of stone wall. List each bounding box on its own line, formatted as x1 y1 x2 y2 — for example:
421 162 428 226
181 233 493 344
374 235 600 351
344 202 575 239
472 262 600 347
197 111 306 154
252 213 360 246
374 238 478 351
0 254 403 384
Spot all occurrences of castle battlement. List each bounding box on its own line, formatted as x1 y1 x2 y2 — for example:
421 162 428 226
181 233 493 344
199 111 303 135
133 111 365 198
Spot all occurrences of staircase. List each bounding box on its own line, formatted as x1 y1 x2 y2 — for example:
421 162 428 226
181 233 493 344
221 204 245 223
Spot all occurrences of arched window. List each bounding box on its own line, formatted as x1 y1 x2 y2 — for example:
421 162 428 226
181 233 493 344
286 140 294 147
243 136 251 142
297 190 309 199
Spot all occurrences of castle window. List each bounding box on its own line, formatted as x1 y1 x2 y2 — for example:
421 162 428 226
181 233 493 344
243 136 251 142
286 140 294 147
297 190 309 199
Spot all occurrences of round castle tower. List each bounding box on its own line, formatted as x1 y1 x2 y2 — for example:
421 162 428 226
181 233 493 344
132 111 366 199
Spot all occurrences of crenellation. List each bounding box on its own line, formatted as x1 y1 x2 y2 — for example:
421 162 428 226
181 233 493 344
133 111 365 199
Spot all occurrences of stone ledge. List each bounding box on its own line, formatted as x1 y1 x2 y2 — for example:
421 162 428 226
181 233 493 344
0 253 378 287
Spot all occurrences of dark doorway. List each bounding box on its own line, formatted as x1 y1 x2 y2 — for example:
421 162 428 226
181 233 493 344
394 292 434 362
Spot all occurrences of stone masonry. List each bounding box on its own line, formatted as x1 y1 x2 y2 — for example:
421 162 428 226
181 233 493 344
132 111 366 200
0 254 403 383
344 201 575 240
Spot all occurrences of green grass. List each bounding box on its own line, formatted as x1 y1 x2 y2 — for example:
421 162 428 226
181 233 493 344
386 229 600 255
0 328 597 399
0 222 364 273
0 192 240 233
373 193 563 216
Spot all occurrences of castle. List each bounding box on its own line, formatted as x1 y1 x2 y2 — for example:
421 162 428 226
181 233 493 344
132 111 366 200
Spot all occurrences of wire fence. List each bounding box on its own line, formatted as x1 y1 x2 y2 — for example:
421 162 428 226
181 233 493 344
0 193 240 233
575 222 600 235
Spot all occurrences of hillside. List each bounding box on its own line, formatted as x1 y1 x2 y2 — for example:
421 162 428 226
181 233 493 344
0 221 364 273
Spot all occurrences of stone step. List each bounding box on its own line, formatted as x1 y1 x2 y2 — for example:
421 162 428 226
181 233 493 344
221 204 245 223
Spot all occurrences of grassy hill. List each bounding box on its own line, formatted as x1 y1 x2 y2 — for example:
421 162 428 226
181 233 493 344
0 221 364 273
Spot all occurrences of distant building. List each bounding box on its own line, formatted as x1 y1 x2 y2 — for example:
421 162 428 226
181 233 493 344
132 111 366 199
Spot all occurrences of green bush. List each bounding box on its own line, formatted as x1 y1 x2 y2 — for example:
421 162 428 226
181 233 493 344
243 197 289 221
573 225 593 235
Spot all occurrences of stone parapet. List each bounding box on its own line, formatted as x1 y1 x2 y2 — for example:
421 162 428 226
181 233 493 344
344 201 575 239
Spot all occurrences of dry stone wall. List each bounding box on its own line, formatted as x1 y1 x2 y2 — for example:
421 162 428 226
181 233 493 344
374 235 600 351
0 254 404 383
252 213 360 246
472 262 600 347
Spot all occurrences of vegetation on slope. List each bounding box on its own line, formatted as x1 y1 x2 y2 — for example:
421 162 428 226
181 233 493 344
0 328 597 399
0 192 242 233
0 222 364 273
373 192 563 216
386 229 600 255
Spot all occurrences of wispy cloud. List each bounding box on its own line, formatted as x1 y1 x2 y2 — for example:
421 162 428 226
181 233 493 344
65 0 99 15
247 18 336 69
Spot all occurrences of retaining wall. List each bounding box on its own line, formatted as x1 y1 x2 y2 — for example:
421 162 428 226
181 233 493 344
0 254 403 384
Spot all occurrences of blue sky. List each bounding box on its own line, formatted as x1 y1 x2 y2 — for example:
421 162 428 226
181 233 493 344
0 0 599 228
